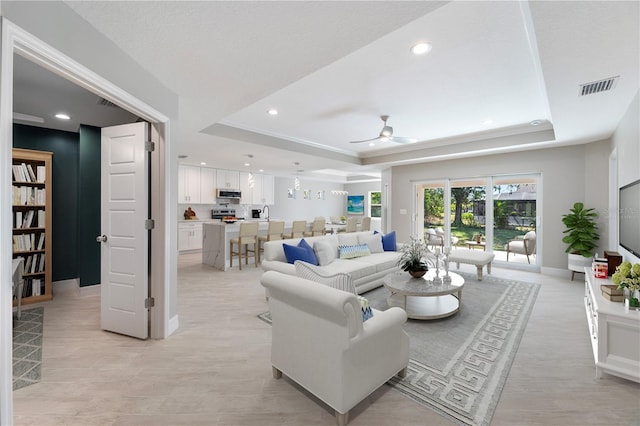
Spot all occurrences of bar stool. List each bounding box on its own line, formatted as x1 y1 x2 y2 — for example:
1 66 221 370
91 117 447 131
285 220 307 239
229 222 259 270
304 218 326 237
258 221 285 259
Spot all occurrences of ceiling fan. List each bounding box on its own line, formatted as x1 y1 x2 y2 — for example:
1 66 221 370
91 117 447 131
349 115 417 144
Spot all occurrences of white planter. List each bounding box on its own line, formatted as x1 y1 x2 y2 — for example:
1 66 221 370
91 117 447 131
568 253 593 280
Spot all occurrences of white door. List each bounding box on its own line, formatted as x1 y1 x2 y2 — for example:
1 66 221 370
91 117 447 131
99 122 149 339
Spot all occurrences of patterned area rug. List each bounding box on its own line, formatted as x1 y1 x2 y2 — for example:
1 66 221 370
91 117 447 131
13 306 44 390
258 272 540 426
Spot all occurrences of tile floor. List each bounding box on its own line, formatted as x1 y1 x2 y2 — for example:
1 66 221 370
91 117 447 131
11 253 640 425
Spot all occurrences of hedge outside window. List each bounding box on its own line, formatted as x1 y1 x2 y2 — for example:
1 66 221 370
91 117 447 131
369 191 381 218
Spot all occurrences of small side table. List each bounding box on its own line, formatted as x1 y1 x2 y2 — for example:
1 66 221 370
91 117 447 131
465 240 486 251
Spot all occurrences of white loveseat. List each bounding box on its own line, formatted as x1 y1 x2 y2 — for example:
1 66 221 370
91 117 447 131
261 231 401 294
260 270 409 426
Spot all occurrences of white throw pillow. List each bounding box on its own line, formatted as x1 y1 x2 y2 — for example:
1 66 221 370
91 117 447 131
338 233 359 246
313 240 337 266
359 233 383 253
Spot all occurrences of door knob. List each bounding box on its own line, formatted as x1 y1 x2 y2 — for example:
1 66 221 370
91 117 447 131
96 235 108 243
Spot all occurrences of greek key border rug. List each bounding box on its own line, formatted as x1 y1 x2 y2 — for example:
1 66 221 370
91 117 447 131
258 273 540 426
13 307 44 391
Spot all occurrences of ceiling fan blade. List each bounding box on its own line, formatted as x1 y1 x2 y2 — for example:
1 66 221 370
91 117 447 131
349 136 383 144
388 136 418 144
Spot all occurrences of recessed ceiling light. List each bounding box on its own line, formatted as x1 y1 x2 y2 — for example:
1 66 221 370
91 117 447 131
530 119 543 126
200 162 206 165
410 41 432 55
267 108 278 116
55 113 71 120
244 163 250 166
483 119 494 125
259 169 264 172
369 143 375 147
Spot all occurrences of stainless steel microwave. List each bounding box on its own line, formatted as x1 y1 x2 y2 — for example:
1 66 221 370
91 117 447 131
217 189 241 199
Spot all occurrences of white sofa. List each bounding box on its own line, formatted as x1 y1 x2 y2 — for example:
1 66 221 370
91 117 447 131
260 270 409 426
261 231 401 294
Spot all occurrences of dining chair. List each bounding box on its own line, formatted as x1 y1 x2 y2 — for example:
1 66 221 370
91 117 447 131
229 222 259 270
360 216 371 231
285 220 307 239
304 218 326 236
345 217 358 233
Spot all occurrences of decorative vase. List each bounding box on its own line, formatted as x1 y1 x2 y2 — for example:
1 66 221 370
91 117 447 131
409 269 427 278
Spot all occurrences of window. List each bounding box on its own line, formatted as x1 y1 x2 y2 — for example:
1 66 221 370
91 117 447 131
369 191 381 218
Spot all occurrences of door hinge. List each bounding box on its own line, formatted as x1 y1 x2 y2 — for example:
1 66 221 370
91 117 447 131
145 297 155 309
145 219 155 230
145 141 155 152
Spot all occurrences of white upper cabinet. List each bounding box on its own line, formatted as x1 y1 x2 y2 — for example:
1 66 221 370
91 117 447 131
261 174 275 205
178 164 201 203
238 172 275 205
200 167 217 204
216 169 240 189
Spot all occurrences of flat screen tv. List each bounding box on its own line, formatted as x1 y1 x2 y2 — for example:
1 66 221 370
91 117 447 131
619 179 640 258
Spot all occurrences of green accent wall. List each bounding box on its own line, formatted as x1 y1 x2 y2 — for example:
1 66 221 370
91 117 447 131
78 125 101 286
14 124 79 282
14 124 102 287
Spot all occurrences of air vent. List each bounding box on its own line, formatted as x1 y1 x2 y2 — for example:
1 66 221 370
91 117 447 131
579 76 619 96
96 97 119 108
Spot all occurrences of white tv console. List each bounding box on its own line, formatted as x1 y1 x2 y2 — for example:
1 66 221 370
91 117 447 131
584 268 640 383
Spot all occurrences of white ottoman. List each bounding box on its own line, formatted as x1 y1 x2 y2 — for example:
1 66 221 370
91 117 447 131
448 249 495 281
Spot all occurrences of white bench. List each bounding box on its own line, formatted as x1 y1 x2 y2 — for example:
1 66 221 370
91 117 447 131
448 249 495 281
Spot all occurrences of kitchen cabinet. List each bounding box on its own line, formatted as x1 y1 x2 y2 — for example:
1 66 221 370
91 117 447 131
200 167 217 204
178 164 201 203
216 169 240 189
178 221 204 251
239 172 275 205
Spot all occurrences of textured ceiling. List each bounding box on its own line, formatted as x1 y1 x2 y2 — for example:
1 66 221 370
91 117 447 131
14 1 640 182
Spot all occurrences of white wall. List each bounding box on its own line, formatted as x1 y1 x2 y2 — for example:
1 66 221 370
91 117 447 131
344 180 382 231
389 141 610 271
0 2 180 319
269 176 345 222
612 90 640 262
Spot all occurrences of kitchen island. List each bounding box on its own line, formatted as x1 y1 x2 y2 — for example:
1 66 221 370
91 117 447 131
202 220 293 271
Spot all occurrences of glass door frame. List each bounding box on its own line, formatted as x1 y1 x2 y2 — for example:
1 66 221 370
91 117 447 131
413 173 541 272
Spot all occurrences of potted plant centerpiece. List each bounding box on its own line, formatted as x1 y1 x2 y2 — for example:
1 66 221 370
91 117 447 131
398 236 431 278
562 202 600 279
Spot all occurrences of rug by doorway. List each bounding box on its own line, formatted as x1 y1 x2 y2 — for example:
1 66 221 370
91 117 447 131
257 273 540 426
13 306 44 390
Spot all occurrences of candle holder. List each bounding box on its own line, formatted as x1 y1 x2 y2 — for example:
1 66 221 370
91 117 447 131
432 251 442 285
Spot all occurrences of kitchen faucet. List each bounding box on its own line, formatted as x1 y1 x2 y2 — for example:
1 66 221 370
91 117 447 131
263 205 270 221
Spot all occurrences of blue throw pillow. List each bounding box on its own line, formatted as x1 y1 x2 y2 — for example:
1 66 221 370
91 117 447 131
283 239 318 265
381 231 397 251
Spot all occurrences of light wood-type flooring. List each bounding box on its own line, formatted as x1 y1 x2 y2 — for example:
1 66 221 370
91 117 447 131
12 253 640 425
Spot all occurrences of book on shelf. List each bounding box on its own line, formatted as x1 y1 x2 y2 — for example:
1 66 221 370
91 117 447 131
38 210 45 228
37 233 45 250
36 165 46 183
26 164 36 182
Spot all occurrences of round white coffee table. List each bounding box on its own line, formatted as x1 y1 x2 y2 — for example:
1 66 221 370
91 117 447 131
383 270 464 320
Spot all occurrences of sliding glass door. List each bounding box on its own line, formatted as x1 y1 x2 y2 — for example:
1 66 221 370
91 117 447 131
414 174 540 270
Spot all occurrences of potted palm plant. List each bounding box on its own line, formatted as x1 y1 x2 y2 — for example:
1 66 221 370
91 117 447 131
562 202 600 279
398 236 431 278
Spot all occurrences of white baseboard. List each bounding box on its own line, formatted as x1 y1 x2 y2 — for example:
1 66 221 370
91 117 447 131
53 278 100 297
53 278 80 294
168 315 180 336
79 284 100 297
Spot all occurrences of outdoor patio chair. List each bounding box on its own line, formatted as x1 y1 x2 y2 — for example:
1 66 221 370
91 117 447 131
505 230 536 263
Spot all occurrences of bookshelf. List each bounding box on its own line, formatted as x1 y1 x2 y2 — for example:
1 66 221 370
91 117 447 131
12 148 53 305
